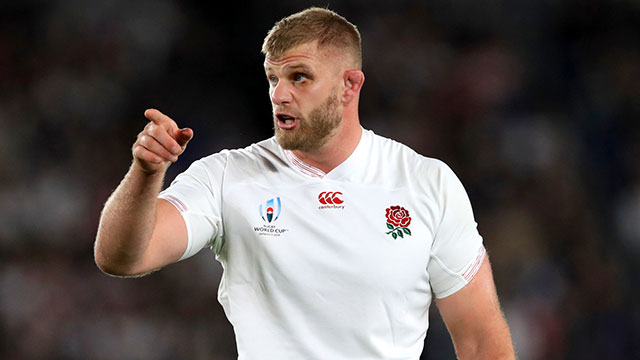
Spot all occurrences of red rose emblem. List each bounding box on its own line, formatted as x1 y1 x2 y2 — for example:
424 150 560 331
386 206 412 228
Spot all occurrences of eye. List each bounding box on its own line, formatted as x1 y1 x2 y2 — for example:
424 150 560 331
293 72 308 83
267 75 278 85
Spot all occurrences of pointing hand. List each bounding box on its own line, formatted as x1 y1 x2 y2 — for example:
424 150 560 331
132 109 193 174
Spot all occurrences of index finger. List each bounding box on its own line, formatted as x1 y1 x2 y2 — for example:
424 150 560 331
144 108 178 129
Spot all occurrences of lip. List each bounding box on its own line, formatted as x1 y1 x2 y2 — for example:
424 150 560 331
275 112 299 130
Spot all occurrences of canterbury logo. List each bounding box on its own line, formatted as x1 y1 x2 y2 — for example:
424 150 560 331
318 191 344 205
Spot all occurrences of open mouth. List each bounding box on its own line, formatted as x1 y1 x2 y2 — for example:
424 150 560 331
275 112 299 129
276 113 296 124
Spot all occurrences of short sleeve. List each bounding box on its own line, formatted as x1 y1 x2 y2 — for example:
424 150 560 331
427 162 486 299
158 154 226 260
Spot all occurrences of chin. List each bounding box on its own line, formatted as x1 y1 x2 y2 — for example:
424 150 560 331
276 137 303 151
275 134 310 152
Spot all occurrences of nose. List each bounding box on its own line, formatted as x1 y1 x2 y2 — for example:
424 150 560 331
270 82 292 106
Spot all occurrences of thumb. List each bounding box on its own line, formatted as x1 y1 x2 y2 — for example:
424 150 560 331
176 128 193 148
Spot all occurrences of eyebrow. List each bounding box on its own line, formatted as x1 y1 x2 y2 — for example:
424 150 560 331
264 63 314 73
286 64 313 73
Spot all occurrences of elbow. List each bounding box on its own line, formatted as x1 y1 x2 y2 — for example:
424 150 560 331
94 253 129 277
94 260 121 277
94 238 118 276
95 257 147 278
94 244 143 278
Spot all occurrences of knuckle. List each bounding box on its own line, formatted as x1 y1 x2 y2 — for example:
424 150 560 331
150 123 170 139
132 145 143 158
139 135 149 146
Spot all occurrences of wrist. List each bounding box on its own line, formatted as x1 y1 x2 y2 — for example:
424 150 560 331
122 161 167 198
131 159 170 177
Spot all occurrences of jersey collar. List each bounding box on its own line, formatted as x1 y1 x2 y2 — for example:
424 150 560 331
283 149 326 178
283 127 370 180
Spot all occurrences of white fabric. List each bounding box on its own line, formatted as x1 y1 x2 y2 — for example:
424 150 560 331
159 128 485 359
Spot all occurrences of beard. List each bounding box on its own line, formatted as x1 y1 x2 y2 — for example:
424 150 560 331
273 89 342 152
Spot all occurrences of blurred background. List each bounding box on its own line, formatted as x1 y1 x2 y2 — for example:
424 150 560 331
1 0 639 358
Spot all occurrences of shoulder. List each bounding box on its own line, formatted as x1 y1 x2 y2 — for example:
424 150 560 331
190 137 287 182
197 137 282 166
365 129 452 182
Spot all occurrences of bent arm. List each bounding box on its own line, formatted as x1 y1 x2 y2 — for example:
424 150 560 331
436 255 516 359
94 163 187 276
94 109 193 277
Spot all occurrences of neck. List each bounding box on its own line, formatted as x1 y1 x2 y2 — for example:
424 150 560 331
292 110 362 174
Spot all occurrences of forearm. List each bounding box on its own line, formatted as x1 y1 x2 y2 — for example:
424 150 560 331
95 162 167 276
439 258 516 360
454 325 515 360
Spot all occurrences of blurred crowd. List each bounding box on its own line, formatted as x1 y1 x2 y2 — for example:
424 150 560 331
1 0 639 359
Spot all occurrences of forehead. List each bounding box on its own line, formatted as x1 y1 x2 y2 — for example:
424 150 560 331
264 42 331 72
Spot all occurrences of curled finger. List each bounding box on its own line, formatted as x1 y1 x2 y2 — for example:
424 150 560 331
132 144 164 165
137 134 178 162
147 123 182 155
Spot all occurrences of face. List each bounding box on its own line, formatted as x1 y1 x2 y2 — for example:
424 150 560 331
264 42 344 151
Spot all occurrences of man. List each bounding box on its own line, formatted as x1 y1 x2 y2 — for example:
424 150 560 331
95 7 515 359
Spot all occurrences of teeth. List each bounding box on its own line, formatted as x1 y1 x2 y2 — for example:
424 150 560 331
278 114 295 124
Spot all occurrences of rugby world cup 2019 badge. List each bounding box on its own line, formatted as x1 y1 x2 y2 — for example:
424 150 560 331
385 205 412 240
255 197 289 236
260 197 281 223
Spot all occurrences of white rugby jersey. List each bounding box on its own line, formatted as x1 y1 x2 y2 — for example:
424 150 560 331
159 128 485 360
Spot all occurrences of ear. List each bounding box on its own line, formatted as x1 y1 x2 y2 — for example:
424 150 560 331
341 70 365 105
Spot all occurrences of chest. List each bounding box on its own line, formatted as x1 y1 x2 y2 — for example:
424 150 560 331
219 180 437 294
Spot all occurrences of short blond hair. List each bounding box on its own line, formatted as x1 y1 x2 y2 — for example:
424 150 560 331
262 7 362 69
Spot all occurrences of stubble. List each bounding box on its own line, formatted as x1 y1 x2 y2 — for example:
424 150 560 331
274 89 342 152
